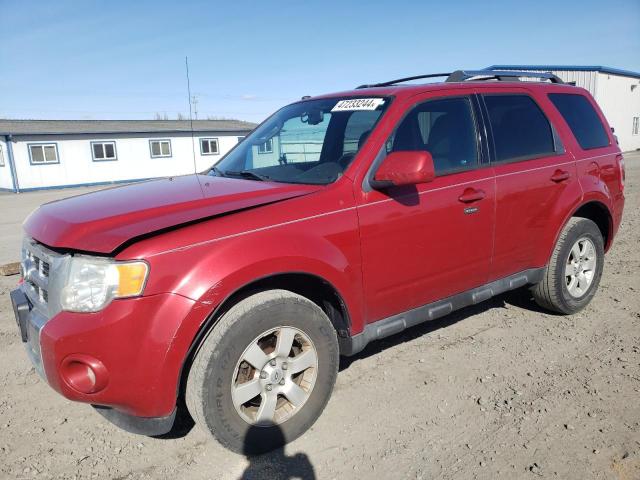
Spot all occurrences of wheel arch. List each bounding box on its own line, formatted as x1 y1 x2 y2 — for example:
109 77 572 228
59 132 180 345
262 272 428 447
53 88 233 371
541 198 613 270
176 271 352 399
570 200 613 251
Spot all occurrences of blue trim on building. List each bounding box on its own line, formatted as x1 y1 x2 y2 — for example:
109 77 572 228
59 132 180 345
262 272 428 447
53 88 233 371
12 177 153 193
4 135 19 192
486 65 640 80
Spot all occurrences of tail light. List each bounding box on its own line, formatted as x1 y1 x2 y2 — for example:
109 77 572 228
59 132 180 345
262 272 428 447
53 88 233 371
616 154 625 191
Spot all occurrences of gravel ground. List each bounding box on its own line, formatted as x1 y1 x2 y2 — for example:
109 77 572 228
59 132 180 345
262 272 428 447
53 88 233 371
1 153 639 480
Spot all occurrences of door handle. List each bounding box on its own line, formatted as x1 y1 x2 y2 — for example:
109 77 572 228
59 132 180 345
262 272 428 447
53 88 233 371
458 188 485 203
550 170 570 183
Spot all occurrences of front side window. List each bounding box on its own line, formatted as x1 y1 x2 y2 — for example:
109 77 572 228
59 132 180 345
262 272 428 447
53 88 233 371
29 144 59 164
0 144 4 167
91 141 117 161
150 139 171 158
548 93 610 149
212 96 390 184
386 96 478 175
484 95 556 162
200 138 219 155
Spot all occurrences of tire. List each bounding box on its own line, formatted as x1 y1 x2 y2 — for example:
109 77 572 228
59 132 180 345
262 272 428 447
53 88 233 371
532 217 604 314
186 289 339 454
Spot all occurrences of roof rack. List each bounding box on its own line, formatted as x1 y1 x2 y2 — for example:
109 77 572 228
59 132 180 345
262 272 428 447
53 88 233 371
447 70 564 83
356 69 564 89
357 73 451 89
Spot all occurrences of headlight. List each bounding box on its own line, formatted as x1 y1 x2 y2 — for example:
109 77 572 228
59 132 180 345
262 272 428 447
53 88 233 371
60 256 149 312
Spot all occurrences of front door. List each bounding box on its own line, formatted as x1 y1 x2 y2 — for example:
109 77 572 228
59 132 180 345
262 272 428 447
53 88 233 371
357 93 495 323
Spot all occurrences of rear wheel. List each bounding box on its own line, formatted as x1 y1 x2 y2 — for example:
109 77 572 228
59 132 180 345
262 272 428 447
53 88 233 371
532 217 604 314
186 290 339 454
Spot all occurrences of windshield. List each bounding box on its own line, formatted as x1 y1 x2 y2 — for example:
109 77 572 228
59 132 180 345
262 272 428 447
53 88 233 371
210 96 390 185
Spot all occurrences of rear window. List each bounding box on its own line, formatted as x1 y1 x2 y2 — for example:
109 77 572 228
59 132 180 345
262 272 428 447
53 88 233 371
484 95 556 162
548 93 610 150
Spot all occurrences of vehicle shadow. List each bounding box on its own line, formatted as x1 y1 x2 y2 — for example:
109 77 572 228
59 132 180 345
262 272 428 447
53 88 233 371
340 286 554 371
239 424 316 480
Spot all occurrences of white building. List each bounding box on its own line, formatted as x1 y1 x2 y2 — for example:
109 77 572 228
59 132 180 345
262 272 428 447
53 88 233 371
0 119 255 192
489 65 640 152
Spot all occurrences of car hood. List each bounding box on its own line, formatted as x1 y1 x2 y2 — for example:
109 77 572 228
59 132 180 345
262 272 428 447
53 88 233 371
23 175 322 253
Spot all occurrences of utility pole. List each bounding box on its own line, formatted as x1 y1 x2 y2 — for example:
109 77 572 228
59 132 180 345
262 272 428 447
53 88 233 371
191 95 199 120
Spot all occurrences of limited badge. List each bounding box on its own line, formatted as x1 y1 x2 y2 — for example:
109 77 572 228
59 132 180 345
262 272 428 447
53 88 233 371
331 98 385 112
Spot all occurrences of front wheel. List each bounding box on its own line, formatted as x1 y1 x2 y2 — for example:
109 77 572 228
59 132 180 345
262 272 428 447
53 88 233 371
532 217 605 314
186 290 339 454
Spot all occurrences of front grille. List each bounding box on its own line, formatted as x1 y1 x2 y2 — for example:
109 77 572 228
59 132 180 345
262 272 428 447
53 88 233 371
21 238 67 317
23 251 50 307
18 239 69 379
25 277 47 303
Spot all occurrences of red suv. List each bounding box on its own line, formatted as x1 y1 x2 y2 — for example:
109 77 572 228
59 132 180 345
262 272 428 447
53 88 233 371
11 70 625 453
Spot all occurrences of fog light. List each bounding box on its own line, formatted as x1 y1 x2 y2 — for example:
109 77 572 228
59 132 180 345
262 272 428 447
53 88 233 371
60 355 108 394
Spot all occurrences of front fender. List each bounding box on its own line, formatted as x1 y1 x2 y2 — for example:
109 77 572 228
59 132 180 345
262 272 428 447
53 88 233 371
128 198 364 331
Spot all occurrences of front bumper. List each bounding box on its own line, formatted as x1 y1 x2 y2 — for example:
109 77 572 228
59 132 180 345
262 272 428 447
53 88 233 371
10 285 196 434
11 288 48 378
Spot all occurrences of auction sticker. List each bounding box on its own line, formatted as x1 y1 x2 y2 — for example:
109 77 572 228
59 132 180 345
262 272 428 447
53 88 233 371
331 98 385 111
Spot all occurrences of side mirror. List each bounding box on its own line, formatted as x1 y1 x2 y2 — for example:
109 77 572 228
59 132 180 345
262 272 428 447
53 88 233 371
372 151 435 189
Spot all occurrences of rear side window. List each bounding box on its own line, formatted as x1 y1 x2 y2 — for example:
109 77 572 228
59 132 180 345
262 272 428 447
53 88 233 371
548 93 610 150
484 95 555 162
387 97 478 175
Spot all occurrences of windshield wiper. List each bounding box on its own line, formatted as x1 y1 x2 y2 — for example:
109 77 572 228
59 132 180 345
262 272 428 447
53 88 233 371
224 170 270 181
209 166 225 177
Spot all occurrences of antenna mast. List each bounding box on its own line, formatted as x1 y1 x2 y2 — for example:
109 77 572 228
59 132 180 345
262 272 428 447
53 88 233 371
185 56 198 174
191 95 199 120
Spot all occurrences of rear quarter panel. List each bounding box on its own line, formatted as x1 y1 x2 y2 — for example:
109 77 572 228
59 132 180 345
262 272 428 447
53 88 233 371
542 86 623 250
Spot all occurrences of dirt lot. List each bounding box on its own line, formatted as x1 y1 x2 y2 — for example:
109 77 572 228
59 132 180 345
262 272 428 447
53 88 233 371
1 154 639 480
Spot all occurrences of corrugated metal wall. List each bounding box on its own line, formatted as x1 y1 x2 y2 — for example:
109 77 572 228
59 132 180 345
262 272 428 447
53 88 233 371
498 69 599 96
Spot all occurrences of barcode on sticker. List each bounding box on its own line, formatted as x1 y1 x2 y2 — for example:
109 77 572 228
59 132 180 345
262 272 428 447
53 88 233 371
331 98 385 112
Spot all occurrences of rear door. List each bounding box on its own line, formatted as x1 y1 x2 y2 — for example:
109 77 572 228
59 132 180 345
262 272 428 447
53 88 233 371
357 92 495 322
479 88 580 279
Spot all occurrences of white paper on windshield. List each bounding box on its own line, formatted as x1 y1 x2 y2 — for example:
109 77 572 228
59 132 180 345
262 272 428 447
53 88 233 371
331 98 385 112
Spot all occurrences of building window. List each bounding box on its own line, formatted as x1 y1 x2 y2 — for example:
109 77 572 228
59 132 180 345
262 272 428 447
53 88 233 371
633 117 639 136
0 144 4 167
258 138 273 154
91 141 117 161
149 139 172 158
200 138 219 155
29 143 59 165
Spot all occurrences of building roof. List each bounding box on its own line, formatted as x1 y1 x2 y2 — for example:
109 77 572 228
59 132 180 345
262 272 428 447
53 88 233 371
487 65 640 80
0 119 257 136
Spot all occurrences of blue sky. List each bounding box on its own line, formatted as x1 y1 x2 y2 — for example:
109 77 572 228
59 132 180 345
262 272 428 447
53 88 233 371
1 0 639 123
